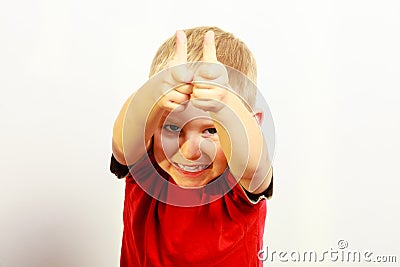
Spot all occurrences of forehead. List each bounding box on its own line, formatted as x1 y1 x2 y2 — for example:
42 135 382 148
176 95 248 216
162 102 212 123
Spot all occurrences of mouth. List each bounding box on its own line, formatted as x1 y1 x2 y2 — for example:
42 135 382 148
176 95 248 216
174 163 210 173
172 162 213 178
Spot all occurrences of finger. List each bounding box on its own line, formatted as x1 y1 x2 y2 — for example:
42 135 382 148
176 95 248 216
193 65 229 89
159 92 189 112
202 31 218 63
161 65 193 88
172 30 188 64
196 63 226 81
190 98 222 112
171 65 193 83
162 101 186 112
164 89 191 104
174 83 193 95
192 87 224 100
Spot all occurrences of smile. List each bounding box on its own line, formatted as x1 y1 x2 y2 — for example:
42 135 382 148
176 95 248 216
174 163 209 172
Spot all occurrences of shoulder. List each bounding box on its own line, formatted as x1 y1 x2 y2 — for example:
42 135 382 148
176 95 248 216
110 154 129 178
110 149 157 179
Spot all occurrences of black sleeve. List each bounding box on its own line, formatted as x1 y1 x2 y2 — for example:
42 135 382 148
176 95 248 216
244 175 273 201
110 154 129 178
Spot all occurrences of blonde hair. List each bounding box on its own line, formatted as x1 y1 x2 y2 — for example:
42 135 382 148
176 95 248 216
149 26 258 107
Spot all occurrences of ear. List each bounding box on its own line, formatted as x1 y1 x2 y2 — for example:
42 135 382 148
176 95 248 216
253 108 264 125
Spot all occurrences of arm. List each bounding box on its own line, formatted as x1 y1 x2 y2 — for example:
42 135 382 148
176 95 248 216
191 31 272 194
112 31 193 166
112 89 163 166
211 92 272 194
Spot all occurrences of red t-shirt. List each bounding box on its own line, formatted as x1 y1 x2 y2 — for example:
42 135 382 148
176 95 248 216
118 154 268 267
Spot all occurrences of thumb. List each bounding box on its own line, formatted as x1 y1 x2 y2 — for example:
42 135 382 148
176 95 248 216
202 31 218 63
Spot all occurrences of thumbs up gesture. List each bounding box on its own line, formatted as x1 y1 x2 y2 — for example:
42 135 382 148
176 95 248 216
191 31 230 113
156 30 230 114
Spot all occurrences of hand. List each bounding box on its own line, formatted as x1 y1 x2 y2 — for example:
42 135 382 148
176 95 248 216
191 31 230 113
155 30 194 112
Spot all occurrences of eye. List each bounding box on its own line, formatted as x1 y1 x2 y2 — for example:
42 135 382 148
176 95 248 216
204 128 217 135
163 124 181 133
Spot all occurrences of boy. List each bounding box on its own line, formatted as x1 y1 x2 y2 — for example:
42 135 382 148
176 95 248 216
110 26 273 266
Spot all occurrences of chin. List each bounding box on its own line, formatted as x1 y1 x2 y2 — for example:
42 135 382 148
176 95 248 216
170 174 212 188
174 180 207 188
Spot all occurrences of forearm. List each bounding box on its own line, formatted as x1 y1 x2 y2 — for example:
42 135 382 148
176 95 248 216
211 92 271 193
112 78 164 165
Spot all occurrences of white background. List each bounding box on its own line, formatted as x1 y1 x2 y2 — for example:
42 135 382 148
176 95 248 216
1 0 399 266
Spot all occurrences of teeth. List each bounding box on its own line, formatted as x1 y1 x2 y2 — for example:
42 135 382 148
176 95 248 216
176 163 209 172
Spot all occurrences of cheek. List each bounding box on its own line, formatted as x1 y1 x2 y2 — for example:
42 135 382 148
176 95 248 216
154 131 179 160
211 150 228 178
213 144 228 166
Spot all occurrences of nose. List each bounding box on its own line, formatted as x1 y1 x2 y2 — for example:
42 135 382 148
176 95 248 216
179 134 202 161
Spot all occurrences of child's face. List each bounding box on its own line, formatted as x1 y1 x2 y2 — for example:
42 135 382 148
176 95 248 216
153 102 228 187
